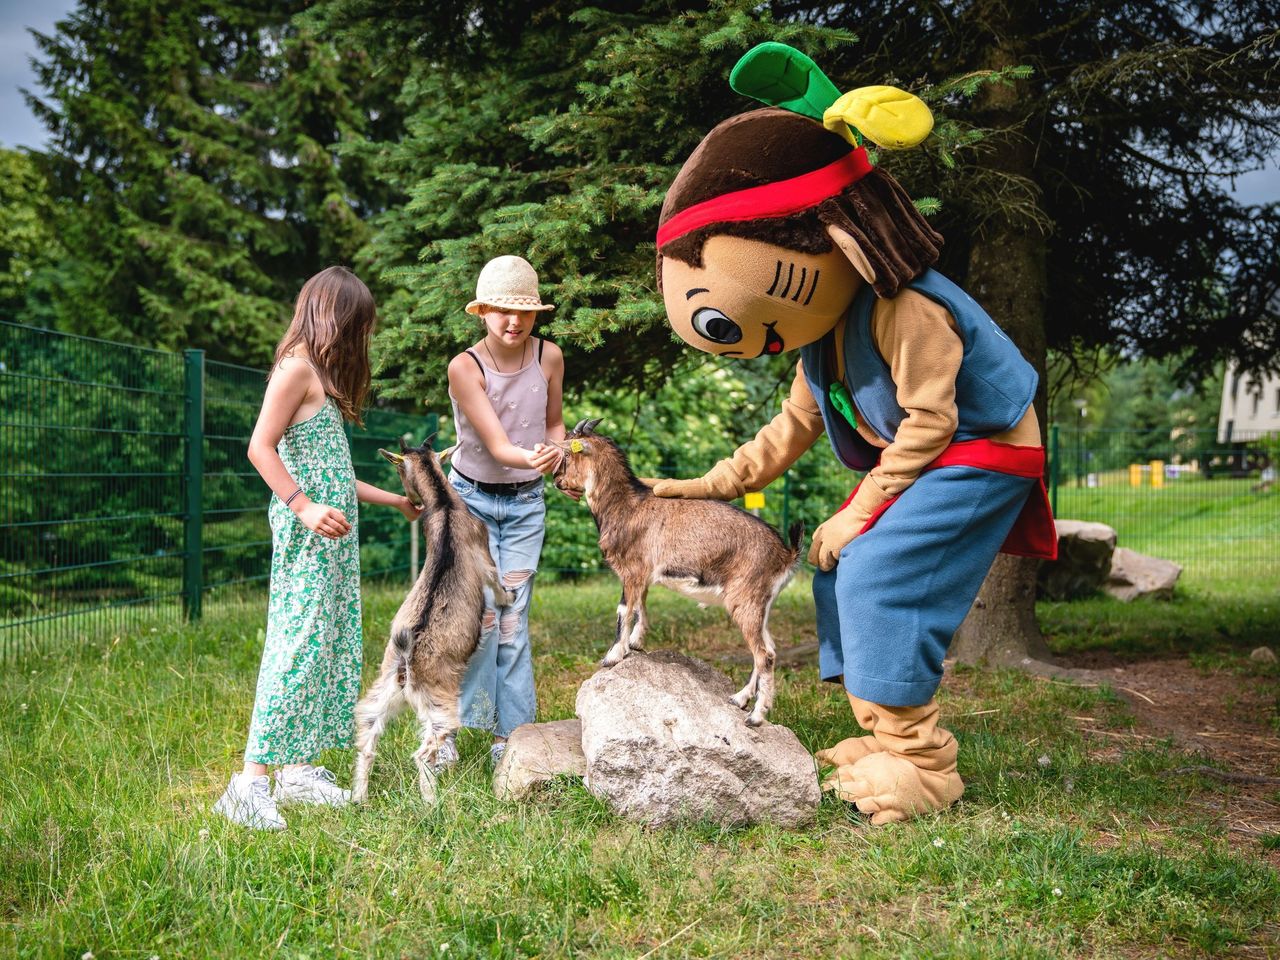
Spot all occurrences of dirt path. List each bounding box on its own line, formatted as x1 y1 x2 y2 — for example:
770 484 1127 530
1058 650 1280 867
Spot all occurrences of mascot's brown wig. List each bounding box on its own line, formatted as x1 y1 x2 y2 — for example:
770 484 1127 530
657 109 943 300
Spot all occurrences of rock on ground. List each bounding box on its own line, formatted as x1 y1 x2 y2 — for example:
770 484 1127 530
1038 519 1117 600
1104 546 1182 602
492 719 587 801
575 650 820 828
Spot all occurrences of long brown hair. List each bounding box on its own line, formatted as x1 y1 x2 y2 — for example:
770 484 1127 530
273 266 375 425
657 109 943 299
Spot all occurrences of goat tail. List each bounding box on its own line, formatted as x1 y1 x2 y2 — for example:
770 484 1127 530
786 520 805 558
391 626 415 685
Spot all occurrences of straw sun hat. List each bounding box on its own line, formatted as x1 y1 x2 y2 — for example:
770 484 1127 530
464 255 556 315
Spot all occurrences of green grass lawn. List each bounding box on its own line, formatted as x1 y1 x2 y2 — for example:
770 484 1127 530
2 579 1279 959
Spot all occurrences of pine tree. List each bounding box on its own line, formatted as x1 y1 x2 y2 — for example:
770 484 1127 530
0 150 64 322
23 0 389 363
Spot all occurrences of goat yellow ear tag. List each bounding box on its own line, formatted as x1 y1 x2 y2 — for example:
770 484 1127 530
570 440 584 453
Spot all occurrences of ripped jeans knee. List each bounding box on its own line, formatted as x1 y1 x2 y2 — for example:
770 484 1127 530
496 569 535 646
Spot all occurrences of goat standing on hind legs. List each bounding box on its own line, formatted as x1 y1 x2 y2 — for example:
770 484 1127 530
552 418 803 726
351 438 514 804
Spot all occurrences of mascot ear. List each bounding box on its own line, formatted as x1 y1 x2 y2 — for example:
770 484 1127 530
825 224 878 288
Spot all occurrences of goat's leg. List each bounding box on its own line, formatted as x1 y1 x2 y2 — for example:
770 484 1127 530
751 611 780 726
626 584 650 651
602 578 642 667
406 687 443 804
352 667 407 803
422 678 462 775
728 600 774 726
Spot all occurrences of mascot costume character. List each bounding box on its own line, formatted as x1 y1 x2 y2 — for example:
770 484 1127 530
652 43 1057 824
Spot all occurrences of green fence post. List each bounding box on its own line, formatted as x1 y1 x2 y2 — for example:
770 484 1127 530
183 349 205 620
1049 423 1059 518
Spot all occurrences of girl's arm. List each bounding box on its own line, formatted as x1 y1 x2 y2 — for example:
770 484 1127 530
356 480 422 521
447 353 543 470
247 358 352 539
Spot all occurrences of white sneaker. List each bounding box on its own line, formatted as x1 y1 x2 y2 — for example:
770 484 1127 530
274 764 351 808
489 741 507 768
213 773 287 831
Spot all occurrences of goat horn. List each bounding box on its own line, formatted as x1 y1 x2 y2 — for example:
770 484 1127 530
571 417 593 435
583 417 603 435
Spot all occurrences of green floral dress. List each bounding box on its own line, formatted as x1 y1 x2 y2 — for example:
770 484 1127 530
245 398 362 764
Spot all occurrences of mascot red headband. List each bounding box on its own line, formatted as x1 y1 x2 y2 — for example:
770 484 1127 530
655 148 874 247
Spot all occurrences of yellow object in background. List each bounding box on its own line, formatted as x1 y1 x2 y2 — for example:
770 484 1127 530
744 491 766 510
1150 460 1165 488
1129 464 1143 487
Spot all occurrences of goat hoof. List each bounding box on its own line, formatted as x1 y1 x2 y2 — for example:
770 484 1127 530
745 713 765 727
729 694 749 710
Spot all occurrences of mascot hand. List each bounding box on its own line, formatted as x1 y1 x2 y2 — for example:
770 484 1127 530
651 461 744 501
808 506 871 570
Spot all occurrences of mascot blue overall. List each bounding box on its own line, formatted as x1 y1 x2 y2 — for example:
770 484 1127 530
652 43 1056 823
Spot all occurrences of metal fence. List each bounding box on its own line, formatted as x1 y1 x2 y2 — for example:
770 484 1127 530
1 322 430 661
3 321 1277 660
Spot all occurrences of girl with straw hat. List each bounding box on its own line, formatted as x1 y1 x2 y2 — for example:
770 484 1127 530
444 255 566 767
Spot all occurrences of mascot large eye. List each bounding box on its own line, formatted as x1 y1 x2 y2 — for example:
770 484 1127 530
690 307 742 345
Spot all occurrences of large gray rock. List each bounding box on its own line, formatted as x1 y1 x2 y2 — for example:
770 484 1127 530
1104 547 1181 602
575 651 820 828
492 719 587 801
1038 519 1117 600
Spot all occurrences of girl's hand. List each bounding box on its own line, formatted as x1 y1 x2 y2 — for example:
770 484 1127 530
398 496 424 522
528 443 562 475
296 501 352 538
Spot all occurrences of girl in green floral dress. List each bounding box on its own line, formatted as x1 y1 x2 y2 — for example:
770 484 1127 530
214 266 422 831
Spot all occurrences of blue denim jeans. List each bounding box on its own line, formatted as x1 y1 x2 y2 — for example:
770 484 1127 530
448 470 546 737
814 465 1036 707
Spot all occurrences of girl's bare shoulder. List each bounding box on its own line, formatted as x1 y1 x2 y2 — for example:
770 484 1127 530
270 353 319 390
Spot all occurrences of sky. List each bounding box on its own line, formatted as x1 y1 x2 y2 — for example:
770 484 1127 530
2 0 1278 205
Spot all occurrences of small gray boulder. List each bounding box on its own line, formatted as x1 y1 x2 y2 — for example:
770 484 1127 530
575 651 820 828
492 719 587 801
1104 547 1182 602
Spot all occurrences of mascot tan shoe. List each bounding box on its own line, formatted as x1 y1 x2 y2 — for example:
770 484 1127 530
821 695 963 824
815 691 886 766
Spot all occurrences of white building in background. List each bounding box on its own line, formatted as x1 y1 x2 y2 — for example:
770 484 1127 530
1218 363 1280 442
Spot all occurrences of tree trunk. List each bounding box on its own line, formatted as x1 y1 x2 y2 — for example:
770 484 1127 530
951 6 1054 669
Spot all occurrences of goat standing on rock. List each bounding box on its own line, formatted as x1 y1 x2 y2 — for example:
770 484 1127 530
552 418 803 726
351 438 513 804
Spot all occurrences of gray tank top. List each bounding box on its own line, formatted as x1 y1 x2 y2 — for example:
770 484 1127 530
450 340 549 483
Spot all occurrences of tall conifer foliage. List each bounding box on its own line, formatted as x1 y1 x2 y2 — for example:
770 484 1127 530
24 1 390 362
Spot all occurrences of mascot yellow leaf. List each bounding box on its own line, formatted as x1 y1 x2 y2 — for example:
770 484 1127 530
823 85 934 149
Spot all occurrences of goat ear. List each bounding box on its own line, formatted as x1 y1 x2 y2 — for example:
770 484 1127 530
436 444 456 464
379 448 404 465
